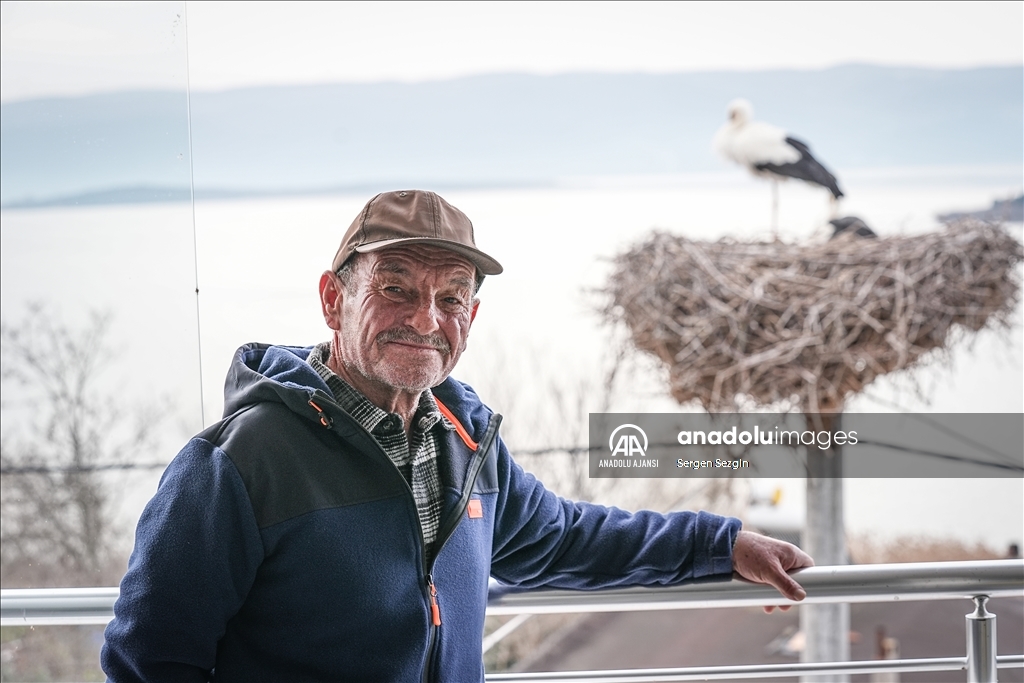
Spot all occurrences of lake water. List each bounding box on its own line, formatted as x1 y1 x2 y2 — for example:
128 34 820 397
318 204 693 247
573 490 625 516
2 167 1021 551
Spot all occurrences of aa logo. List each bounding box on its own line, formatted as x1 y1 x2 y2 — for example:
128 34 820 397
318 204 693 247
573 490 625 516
608 424 648 457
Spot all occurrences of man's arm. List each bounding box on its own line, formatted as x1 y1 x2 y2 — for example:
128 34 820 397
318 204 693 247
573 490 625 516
488 441 740 588
488 438 813 602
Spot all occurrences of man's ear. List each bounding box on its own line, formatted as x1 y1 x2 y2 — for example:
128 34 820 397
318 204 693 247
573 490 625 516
319 271 344 331
470 299 480 324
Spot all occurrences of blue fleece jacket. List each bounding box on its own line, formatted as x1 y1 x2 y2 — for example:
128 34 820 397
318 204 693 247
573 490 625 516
102 343 741 682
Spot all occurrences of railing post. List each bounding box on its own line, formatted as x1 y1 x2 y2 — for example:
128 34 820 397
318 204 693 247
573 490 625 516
965 595 997 683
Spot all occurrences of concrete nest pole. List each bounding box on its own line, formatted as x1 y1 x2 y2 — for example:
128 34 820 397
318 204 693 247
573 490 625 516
602 221 1022 682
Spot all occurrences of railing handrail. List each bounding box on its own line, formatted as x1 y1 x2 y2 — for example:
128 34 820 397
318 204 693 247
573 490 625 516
487 559 1024 615
486 657 1024 682
2 559 1021 626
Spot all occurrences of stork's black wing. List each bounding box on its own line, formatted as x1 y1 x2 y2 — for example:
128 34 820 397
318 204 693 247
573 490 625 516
755 137 844 198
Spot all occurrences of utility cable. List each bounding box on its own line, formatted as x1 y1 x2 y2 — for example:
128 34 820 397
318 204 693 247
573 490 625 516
861 391 1019 468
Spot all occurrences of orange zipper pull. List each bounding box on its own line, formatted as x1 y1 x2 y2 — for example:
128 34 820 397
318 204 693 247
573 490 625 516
428 576 441 626
307 399 333 428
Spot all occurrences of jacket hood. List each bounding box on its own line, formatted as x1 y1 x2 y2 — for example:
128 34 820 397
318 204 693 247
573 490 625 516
223 343 494 442
223 344 327 420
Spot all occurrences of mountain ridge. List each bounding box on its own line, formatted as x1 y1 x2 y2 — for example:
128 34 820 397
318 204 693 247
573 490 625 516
3 65 1021 207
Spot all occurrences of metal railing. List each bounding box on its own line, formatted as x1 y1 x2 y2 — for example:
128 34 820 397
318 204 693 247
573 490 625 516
2 559 1022 681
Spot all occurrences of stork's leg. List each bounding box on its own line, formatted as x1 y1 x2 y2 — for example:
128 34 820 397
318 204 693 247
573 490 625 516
828 194 839 220
771 179 779 239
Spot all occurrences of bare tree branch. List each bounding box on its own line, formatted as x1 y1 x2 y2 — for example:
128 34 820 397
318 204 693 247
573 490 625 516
1 305 165 587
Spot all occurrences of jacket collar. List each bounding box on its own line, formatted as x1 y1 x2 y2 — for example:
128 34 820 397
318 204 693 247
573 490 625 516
225 343 496 445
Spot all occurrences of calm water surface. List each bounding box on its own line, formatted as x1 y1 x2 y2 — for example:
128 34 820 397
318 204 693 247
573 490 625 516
2 171 1021 549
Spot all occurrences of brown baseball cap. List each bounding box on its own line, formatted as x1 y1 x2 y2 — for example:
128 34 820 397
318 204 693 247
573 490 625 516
332 190 503 275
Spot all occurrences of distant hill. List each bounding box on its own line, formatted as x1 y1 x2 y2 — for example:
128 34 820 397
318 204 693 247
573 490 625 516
2 65 1021 207
939 194 1024 223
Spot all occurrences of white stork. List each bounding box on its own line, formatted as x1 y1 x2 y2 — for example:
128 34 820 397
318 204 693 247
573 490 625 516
713 99 844 234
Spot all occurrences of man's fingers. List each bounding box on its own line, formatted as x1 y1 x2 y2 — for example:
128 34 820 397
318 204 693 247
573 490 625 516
758 557 807 602
763 604 793 614
784 547 815 571
773 571 807 602
732 530 813 606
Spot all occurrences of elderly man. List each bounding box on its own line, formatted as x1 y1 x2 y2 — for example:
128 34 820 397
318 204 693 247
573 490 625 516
102 190 812 682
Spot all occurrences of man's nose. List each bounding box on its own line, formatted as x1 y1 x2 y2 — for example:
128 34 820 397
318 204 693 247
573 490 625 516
405 296 441 335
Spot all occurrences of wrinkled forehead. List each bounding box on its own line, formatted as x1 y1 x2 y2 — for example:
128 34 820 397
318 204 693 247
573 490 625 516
360 244 477 285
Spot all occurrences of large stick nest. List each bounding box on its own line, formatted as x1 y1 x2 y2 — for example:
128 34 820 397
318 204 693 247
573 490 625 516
603 222 1023 412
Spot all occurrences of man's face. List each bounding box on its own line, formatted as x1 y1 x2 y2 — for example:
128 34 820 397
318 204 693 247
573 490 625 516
321 244 479 395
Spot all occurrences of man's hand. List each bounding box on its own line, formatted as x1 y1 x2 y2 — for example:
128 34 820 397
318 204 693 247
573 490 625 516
732 530 814 613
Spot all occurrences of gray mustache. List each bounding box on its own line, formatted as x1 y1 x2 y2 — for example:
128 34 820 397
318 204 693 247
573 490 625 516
377 328 451 353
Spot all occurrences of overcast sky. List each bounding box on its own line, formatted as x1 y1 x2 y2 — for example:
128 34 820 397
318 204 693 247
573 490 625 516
1 1 1022 101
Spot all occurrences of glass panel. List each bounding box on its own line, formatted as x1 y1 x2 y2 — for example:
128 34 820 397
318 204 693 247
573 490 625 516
1 625 107 681
1 3 196 678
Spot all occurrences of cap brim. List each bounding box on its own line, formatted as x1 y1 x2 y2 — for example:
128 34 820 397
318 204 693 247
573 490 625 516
355 237 503 275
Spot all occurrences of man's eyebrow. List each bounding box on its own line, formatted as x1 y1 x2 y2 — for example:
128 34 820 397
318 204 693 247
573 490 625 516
374 261 473 288
374 262 410 277
448 275 474 289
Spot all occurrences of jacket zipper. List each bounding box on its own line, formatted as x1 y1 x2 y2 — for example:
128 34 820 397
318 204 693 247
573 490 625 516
308 391 502 683
427 574 441 626
421 414 502 683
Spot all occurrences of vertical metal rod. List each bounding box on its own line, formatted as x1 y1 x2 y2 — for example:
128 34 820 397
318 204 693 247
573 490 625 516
182 1 206 429
966 595 997 683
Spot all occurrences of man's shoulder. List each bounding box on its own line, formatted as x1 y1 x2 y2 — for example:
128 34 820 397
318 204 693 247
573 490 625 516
197 400 314 462
192 400 407 529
